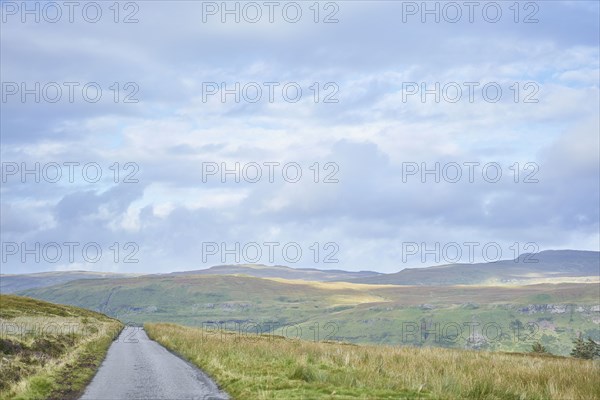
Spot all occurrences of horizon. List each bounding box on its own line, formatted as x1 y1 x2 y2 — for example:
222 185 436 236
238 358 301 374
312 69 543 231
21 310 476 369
2 248 598 276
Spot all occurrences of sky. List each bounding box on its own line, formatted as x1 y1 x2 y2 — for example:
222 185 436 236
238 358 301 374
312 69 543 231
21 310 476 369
1 0 599 274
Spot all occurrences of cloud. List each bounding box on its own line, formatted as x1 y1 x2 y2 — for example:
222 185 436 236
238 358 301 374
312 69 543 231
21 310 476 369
1 1 598 273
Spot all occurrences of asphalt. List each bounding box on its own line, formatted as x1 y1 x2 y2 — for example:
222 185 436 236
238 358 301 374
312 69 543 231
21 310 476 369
80 327 229 400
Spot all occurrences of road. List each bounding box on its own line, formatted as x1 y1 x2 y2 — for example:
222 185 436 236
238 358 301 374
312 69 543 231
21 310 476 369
80 327 229 400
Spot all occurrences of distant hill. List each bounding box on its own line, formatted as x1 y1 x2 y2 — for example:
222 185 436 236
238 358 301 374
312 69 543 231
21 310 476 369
16 273 600 355
17 273 600 325
348 250 600 285
8 249 600 356
0 271 138 294
0 266 380 294
3 250 597 293
167 264 382 282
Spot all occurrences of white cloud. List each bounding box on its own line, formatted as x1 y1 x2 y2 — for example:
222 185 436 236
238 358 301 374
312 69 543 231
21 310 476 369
1 1 598 273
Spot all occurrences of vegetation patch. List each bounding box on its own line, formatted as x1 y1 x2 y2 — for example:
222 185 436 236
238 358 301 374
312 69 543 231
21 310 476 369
20 275 600 356
146 322 600 399
0 295 122 399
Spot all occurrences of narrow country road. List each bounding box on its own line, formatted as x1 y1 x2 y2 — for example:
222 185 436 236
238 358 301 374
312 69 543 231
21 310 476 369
80 327 229 400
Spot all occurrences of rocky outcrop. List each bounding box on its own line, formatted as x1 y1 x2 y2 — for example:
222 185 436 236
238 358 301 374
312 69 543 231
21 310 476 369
517 304 600 314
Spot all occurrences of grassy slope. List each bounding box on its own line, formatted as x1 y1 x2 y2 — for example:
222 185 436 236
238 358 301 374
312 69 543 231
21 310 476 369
0 271 139 294
146 322 600 400
350 250 600 285
169 264 382 281
19 275 600 355
0 295 123 400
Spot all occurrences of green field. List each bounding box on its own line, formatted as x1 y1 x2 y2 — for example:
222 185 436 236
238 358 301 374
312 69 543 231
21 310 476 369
146 322 600 399
19 275 600 356
0 295 123 400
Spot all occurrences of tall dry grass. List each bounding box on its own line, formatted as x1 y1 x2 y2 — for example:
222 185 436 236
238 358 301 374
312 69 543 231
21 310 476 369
0 295 122 399
146 322 600 400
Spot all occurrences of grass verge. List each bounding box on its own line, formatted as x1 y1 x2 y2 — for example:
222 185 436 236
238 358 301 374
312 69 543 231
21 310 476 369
0 294 123 399
146 322 600 400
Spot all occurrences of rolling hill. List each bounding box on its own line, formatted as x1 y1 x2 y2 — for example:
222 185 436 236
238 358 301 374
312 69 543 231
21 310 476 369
167 263 382 281
6 250 599 355
16 273 600 355
348 250 600 285
0 271 139 294
0 265 378 294
3 250 597 294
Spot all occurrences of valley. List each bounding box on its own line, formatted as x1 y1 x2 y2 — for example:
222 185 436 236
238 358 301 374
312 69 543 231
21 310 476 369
8 250 599 356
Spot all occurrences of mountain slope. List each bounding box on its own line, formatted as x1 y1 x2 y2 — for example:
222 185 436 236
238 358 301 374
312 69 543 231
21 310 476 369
168 263 382 281
16 273 600 355
4 250 596 293
0 271 138 294
0 265 379 294
349 250 600 285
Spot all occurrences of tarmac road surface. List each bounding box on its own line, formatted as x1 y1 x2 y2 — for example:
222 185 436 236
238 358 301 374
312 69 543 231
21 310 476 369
80 327 229 400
